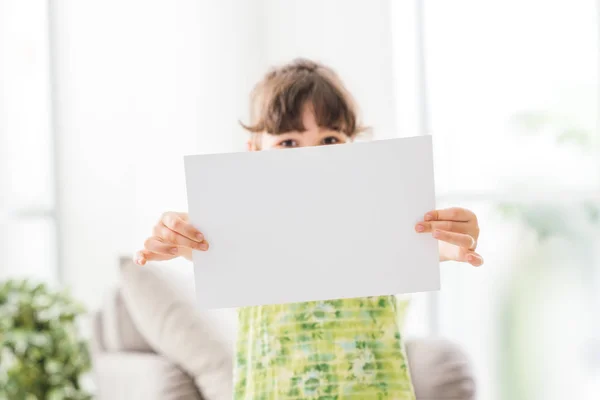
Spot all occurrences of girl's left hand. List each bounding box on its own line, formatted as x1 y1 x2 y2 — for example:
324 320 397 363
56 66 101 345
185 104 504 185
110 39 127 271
415 207 484 267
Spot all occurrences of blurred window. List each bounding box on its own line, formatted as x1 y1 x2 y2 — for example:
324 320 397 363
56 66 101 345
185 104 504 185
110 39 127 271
392 1 600 399
0 1 57 283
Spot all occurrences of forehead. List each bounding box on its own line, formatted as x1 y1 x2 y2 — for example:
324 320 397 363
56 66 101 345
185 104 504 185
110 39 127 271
300 104 319 130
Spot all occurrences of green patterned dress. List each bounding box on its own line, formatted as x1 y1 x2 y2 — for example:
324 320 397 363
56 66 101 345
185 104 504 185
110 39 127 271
234 295 415 399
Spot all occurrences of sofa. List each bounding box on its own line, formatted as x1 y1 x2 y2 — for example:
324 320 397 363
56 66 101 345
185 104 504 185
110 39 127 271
90 259 476 400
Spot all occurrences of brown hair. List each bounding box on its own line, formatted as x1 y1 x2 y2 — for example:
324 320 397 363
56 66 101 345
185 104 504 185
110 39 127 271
240 58 367 139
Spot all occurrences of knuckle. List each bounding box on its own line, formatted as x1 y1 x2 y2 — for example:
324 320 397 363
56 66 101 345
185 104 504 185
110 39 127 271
162 212 176 228
171 218 184 231
178 212 189 221
140 250 151 258
164 231 178 244
143 237 154 249
449 208 460 220
160 211 171 222
463 234 472 245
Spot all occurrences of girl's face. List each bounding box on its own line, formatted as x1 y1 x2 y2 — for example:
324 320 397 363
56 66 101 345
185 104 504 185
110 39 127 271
248 106 352 151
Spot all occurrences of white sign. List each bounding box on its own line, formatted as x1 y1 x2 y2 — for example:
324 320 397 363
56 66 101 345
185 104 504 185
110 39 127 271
185 136 440 309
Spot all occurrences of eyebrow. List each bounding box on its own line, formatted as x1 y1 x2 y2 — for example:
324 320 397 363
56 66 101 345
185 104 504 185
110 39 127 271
271 128 348 137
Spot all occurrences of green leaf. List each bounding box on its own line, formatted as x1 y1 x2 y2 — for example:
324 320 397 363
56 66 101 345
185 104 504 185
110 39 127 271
556 127 592 148
510 111 552 134
0 279 91 399
495 202 574 241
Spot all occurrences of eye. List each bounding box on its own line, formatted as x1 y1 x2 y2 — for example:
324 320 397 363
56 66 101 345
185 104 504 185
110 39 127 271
322 136 340 145
278 139 298 148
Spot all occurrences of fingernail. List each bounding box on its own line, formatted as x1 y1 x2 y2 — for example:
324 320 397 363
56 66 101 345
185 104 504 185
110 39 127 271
199 242 209 251
415 224 425 232
424 213 433 221
196 233 204 241
432 230 441 238
136 258 145 266
170 247 178 255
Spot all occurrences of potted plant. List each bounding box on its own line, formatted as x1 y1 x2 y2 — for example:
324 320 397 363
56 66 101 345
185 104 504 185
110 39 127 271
0 279 92 400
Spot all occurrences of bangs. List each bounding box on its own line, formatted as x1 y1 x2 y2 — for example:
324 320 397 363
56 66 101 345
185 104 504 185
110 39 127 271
241 59 366 137
264 74 356 135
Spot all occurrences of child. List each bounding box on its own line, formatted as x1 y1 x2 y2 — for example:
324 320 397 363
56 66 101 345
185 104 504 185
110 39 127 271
135 58 483 400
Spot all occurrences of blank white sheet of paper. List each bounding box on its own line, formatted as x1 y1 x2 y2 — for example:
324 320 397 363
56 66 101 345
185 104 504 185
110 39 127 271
184 136 440 309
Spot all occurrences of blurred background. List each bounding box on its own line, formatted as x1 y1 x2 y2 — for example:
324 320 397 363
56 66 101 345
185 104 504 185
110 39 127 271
1 0 599 399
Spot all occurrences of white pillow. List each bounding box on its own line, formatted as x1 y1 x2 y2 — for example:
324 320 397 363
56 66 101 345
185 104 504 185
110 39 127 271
101 287 153 353
119 259 236 400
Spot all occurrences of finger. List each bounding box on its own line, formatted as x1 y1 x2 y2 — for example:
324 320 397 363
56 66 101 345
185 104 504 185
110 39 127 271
134 251 146 266
161 212 204 242
134 250 172 266
154 223 207 250
144 236 180 256
143 250 176 261
432 229 477 250
425 207 475 222
415 220 471 234
466 252 484 267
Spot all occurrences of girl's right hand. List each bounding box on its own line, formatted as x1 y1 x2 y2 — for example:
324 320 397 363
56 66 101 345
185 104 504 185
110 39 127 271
134 211 208 266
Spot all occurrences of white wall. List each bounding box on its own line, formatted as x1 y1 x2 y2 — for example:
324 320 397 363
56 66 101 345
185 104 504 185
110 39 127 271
52 0 397 307
260 0 398 139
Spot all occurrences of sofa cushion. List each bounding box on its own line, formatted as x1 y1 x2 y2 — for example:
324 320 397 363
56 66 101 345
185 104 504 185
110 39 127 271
119 260 235 400
93 351 203 400
405 338 476 399
101 287 153 353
